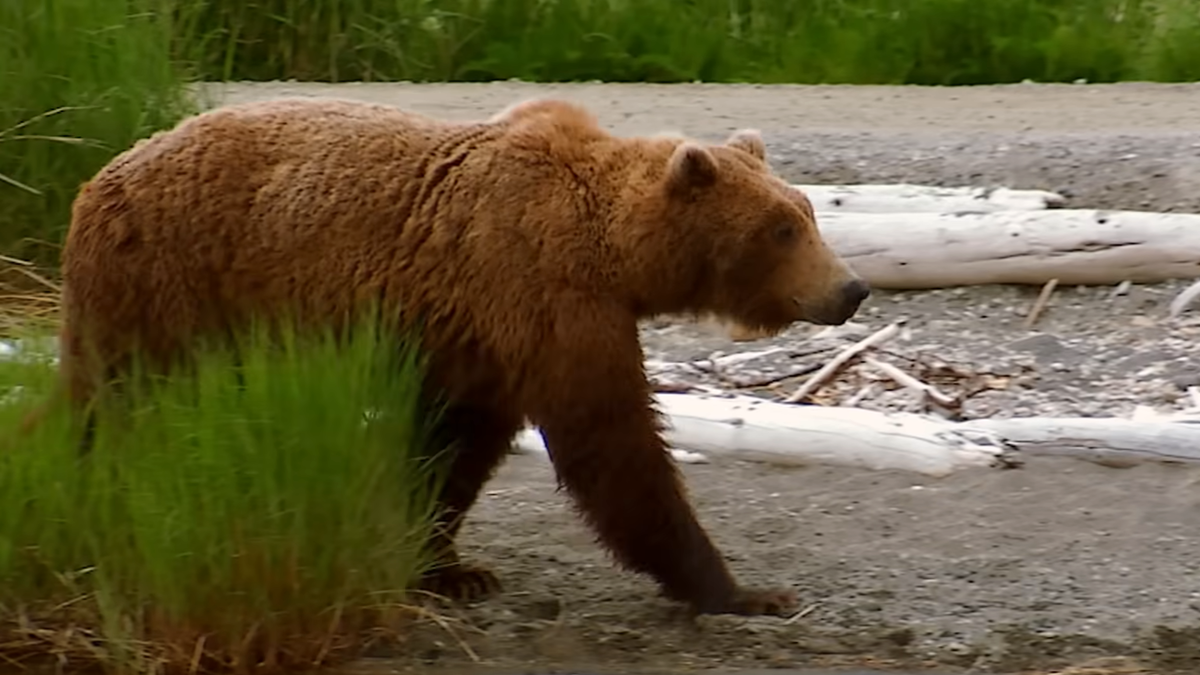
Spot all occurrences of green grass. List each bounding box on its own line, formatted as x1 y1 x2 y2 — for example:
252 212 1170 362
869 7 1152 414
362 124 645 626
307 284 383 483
173 0 1200 85
0 316 447 674
0 0 194 266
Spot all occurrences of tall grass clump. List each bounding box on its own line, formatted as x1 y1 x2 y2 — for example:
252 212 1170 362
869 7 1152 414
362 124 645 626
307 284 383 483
0 316 447 674
0 0 194 266
172 0 1200 86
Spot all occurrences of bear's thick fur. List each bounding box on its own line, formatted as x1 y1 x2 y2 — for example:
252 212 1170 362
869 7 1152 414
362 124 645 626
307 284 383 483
55 96 869 616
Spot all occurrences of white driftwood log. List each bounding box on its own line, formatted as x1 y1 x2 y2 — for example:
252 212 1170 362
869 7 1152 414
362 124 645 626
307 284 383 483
816 209 1200 289
797 183 1066 214
512 393 1200 477
968 416 1200 469
514 393 1021 478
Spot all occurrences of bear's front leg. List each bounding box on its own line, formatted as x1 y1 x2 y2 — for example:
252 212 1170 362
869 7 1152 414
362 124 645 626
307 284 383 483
525 302 798 617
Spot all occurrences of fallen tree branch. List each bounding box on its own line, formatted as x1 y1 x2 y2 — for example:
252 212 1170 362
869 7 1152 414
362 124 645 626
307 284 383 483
726 363 823 390
784 319 906 403
1023 278 1059 329
707 346 790 369
862 355 960 413
817 209 1200 289
1168 277 1200 318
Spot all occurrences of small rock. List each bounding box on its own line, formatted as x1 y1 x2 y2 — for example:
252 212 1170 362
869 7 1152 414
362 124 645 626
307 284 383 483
944 640 974 655
1170 370 1200 390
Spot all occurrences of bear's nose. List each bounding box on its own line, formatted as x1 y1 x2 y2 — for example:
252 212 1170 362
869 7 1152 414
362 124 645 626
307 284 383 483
841 278 871 305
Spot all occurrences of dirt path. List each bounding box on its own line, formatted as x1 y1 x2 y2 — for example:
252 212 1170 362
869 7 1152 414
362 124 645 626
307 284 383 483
199 82 1200 675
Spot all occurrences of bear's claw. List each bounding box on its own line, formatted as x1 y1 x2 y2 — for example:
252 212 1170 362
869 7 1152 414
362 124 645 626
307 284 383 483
419 562 503 603
724 586 799 617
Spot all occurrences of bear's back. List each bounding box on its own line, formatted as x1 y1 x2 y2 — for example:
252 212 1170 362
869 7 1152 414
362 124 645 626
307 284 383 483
61 97 617 397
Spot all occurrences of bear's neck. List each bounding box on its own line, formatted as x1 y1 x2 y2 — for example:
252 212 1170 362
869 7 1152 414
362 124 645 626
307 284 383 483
595 151 713 320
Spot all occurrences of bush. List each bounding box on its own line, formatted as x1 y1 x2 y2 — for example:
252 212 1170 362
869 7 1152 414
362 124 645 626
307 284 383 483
0 0 193 266
172 0 1200 85
0 316 446 674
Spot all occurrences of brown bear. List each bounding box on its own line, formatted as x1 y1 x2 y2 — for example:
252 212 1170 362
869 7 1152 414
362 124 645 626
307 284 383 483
52 95 869 616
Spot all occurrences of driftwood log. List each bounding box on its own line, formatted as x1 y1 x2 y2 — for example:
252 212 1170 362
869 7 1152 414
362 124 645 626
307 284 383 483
815 208 1200 289
968 416 1200 469
798 183 1066 214
512 393 1200 477
513 392 1023 478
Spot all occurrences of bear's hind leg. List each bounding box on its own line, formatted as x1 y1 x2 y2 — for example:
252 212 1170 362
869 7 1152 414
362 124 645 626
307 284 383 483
417 403 523 603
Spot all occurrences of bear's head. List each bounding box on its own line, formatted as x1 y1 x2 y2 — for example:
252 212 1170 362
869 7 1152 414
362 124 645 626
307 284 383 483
626 130 869 337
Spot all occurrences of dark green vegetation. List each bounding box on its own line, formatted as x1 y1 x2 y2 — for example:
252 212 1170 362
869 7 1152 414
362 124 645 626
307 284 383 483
179 0 1200 85
1 0 194 266
0 318 447 673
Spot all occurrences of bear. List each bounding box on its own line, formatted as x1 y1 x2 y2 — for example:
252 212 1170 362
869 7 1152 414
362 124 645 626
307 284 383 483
50 95 870 617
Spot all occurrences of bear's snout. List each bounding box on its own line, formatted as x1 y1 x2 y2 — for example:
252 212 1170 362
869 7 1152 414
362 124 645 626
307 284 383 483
802 277 870 326
841 278 871 307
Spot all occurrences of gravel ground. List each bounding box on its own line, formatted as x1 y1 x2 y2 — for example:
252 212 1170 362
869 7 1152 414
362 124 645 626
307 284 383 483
198 82 1200 675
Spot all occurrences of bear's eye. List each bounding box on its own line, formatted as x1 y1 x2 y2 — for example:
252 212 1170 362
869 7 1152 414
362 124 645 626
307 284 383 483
772 221 797 244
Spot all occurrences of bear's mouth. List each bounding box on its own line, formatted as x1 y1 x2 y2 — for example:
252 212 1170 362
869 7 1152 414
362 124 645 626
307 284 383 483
794 296 859 326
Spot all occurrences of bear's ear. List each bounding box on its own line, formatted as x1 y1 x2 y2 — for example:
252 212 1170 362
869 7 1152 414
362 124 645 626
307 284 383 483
725 129 766 161
666 142 719 193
